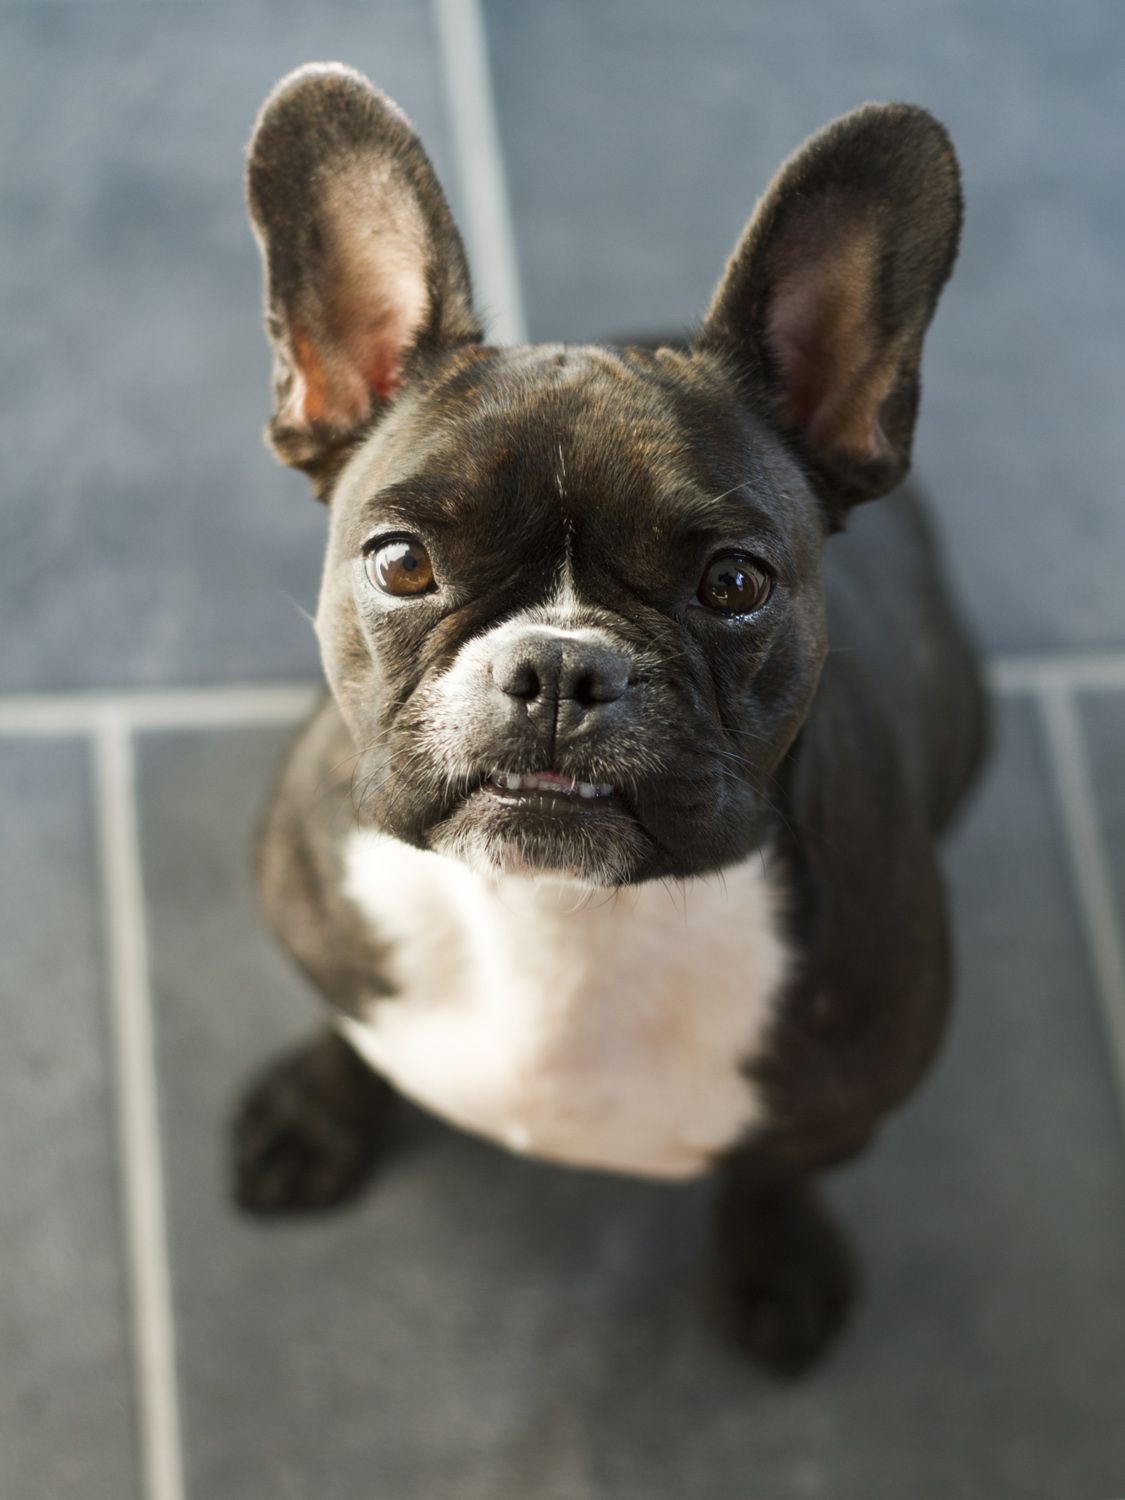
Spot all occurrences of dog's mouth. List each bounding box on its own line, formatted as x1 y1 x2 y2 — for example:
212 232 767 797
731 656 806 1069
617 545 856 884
483 769 617 806
434 765 646 883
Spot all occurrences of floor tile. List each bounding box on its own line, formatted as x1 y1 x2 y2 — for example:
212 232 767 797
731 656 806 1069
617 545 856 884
0 738 139 1500
0 2 453 691
137 701 1125 1499
484 0 1125 653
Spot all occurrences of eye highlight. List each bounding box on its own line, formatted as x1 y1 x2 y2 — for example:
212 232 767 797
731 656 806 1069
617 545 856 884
696 553 773 615
364 536 436 598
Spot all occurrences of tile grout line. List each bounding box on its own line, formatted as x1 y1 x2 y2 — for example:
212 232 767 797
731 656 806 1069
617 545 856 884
1037 683 1125 1138
0 684 319 736
989 650 1125 695
93 715 186 1500
2 651 1125 737
432 0 528 344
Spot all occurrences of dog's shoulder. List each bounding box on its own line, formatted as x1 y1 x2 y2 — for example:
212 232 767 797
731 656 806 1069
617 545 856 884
257 697 396 1010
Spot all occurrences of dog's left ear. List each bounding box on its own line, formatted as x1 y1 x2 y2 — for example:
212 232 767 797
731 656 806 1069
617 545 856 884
696 104 961 519
247 63 482 492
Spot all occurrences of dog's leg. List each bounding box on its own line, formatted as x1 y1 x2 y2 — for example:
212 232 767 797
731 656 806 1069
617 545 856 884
709 1154 857 1377
232 1028 396 1215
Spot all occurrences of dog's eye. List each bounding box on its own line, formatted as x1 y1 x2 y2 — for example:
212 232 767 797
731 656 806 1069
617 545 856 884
364 537 436 597
696 553 773 615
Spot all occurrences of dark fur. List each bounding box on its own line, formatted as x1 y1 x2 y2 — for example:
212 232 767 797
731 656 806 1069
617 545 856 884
235 64 986 1375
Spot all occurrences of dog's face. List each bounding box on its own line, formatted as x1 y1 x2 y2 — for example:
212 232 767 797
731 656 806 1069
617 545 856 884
247 66 961 885
317 342 826 884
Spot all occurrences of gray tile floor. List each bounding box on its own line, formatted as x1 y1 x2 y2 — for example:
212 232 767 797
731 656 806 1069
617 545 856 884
2 4 1124 1498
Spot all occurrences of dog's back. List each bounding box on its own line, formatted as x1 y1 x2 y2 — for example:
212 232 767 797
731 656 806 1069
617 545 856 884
824 482 987 833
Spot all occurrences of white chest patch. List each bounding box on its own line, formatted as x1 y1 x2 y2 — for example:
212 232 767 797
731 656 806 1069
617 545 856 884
338 832 789 1180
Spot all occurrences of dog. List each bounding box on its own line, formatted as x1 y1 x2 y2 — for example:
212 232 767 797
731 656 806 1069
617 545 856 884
233 62 986 1376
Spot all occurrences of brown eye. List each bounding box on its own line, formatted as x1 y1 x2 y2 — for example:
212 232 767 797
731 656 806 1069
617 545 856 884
696 553 773 615
365 537 436 597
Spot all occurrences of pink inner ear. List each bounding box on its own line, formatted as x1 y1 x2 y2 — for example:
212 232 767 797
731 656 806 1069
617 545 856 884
767 280 824 430
350 282 430 406
764 222 892 464
284 287 426 432
363 351 402 405
288 172 433 430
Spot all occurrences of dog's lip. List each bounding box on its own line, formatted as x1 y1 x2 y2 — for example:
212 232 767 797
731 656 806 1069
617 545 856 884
483 769 616 802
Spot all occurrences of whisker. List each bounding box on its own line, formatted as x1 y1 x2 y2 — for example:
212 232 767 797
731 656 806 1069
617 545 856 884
278 590 318 630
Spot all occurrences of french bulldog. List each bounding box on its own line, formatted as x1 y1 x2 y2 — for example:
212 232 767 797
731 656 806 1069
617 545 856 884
234 62 986 1375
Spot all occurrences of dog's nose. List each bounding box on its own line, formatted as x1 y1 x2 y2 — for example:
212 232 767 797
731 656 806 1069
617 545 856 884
491 630 631 708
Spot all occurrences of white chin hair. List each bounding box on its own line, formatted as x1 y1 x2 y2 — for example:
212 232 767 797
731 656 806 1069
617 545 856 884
430 822 636 888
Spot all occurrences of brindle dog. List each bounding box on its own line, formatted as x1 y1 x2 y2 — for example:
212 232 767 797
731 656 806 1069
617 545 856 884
234 64 985 1376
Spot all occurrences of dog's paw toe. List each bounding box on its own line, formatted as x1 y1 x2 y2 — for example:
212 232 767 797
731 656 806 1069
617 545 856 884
712 1188 857 1377
233 1098 372 1214
231 1034 393 1216
722 1254 854 1377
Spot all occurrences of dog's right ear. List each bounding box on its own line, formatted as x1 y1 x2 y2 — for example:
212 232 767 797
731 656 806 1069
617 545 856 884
247 63 482 493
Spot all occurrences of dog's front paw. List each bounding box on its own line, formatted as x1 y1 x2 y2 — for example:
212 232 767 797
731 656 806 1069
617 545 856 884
232 1030 395 1215
710 1175 858 1378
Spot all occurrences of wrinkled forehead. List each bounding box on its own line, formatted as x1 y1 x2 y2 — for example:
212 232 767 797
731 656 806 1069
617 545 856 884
332 343 814 562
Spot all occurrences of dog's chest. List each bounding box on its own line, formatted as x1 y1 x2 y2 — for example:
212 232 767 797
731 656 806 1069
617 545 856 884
338 833 789 1179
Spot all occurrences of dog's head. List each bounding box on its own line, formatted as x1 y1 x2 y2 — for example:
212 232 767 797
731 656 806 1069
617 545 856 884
247 65 960 885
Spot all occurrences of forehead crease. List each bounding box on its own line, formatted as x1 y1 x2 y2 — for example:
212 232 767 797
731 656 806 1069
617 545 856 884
646 481 770 532
354 344 749 541
435 343 680 430
554 369 696 492
363 479 475 528
425 375 690 506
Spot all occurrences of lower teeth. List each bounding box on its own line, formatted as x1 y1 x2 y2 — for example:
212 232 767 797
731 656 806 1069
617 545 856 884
498 775 612 798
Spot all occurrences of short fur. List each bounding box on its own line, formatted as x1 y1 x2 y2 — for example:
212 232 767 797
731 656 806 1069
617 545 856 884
234 63 986 1375
337 829 789 1180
